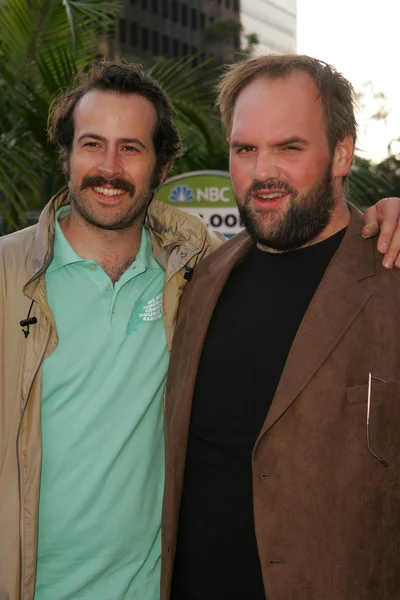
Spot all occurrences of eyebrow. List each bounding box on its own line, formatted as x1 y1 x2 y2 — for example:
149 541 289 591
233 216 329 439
77 133 148 150
273 137 310 148
230 137 310 149
230 140 249 149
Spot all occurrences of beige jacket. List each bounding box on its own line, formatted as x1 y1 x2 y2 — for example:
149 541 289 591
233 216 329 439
0 189 223 600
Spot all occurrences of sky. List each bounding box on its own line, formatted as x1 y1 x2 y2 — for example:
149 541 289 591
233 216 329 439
296 0 400 162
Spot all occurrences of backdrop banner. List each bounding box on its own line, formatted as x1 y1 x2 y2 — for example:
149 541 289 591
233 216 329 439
155 170 243 238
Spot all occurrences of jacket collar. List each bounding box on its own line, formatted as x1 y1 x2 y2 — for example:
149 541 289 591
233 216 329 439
198 203 374 281
25 188 208 288
28 189 69 287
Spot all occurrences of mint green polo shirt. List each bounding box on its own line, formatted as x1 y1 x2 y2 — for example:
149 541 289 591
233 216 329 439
35 206 168 600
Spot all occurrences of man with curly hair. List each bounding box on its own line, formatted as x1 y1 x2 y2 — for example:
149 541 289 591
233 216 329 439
0 60 222 600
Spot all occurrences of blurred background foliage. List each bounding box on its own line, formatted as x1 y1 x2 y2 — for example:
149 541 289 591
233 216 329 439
0 0 400 233
0 0 124 230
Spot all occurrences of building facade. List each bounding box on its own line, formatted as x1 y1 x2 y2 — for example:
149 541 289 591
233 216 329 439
241 0 296 55
113 0 241 64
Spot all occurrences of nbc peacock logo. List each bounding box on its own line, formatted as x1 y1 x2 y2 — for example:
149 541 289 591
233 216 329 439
169 184 194 202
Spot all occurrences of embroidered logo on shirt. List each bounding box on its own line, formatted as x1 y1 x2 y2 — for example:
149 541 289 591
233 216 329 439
138 292 163 322
129 292 163 333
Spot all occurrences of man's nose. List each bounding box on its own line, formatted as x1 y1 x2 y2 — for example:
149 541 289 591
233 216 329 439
97 149 123 179
252 151 280 182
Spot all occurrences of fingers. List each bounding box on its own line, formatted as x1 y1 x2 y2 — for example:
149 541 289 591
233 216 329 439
376 198 400 265
382 225 400 269
362 197 400 268
362 220 380 238
362 204 380 238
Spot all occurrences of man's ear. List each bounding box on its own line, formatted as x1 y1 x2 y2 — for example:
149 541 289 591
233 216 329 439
158 163 169 187
332 134 354 178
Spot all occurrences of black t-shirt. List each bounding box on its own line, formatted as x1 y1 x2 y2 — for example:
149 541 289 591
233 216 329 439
171 229 346 600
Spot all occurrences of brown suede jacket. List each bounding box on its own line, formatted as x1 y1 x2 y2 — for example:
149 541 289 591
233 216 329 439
162 205 400 600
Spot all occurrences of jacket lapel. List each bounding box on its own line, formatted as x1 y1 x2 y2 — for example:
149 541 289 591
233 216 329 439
163 230 253 580
173 230 253 414
190 230 253 329
258 205 376 439
166 231 253 484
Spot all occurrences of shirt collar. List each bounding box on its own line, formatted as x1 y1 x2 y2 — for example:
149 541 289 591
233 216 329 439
46 205 86 273
136 226 159 271
46 205 159 274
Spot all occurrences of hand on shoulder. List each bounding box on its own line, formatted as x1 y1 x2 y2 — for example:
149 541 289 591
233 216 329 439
362 197 400 269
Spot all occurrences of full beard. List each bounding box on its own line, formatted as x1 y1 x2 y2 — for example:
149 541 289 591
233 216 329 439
68 171 159 232
237 163 337 252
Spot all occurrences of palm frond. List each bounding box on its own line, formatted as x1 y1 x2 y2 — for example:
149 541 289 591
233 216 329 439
148 55 219 115
0 0 124 230
0 143 44 230
349 155 400 208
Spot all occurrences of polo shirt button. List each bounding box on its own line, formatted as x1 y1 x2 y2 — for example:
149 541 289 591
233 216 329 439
89 265 97 271
112 308 116 314
106 283 113 291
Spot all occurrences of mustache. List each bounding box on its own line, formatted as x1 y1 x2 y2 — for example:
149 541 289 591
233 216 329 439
244 179 296 202
80 175 135 196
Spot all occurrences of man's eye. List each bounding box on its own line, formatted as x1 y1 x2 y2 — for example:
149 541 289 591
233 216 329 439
123 146 139 152
84 142 99 148
285 146 302 151
237 146 254 154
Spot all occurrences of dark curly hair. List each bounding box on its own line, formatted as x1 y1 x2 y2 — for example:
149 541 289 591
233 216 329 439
48 59 183 179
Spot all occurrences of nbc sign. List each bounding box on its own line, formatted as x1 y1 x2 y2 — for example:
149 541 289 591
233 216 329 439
154 170 243 238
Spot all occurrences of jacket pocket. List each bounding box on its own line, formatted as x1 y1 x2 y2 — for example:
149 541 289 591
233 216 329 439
346 381 400 405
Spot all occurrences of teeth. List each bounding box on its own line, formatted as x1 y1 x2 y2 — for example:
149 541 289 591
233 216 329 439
94 187 125 197
258 192 286 199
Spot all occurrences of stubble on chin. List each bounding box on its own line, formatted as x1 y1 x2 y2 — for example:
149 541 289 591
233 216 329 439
67 184 150 232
